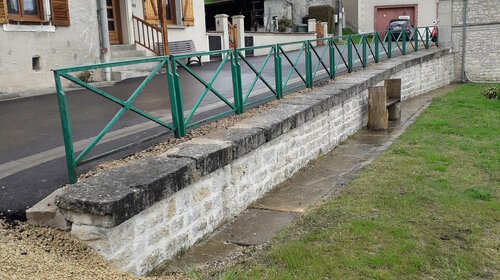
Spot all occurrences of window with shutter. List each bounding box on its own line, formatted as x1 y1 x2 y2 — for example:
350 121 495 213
182 0 193 26
51 0 70 26
0 0 7 23
143 0 159 25
4 0 45 22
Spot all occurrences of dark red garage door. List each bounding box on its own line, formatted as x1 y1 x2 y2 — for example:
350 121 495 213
374 5 417 32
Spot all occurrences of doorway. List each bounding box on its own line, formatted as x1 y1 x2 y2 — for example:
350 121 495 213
107 0 123 44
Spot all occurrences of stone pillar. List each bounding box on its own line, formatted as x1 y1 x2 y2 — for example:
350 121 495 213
232 15 245 48
308 18 317 33
438 0 453 49
321 22 328 38
215 14 229 50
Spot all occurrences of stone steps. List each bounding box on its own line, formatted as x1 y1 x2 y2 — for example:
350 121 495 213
110 45 158 81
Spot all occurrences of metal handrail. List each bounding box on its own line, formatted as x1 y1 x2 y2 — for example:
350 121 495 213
53 26 438 183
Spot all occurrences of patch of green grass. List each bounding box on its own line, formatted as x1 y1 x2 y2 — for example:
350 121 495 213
217 84 500 279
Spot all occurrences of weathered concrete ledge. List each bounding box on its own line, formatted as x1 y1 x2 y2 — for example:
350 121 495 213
55 48 454 274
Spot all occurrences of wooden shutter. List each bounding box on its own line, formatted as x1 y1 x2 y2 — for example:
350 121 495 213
0 0 7 24
51 0 70 26
144 0 159 25
182 0 194 26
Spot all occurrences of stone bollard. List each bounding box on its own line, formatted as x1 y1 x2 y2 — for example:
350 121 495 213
308 18 317 33
321 22 328 38
232 15 245 49
215 14 230 50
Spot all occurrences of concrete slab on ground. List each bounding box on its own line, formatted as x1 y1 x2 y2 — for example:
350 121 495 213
212 209 298 246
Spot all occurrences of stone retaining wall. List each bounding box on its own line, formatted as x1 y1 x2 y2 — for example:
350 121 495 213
56 48 454 275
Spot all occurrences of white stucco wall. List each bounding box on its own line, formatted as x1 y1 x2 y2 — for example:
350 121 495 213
357 0 438 33
264 0 334 28
0 0 101 94
166 0 208 53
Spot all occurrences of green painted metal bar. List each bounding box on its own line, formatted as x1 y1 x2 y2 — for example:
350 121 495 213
347 35 353 72
305 41 313 88
274 45 283 99
436 26 439 47
231 53 244 114
333 41 348 70
414 28 419 52
129 106 173 130
125 60 167 105
170 57 186 137
166 58 183 137
426 27 430 49
329 38 335 79
362 35 367 67
60 73 125 107
54 72 77 184
54 56 169 74
402 31 407 55
238 48 277 103
75 108 127 164
310 41 330 80
243 94 277 109
177 55 234 126
374 32 380 62
176 57 234 110
388 31 392 58
280 44 306 87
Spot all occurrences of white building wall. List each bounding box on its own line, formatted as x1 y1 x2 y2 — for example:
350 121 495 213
0 0 101 95
357 0 438 33
166 0 209 54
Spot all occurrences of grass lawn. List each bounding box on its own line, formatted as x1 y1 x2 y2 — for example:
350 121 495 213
219 84 500 279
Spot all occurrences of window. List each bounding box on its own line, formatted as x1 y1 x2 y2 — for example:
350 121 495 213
6 0 44 22
165 0 176 25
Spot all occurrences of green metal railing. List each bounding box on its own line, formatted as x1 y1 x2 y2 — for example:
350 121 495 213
53 26 438 183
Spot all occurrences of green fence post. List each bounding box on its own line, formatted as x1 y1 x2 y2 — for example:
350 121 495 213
54 72 77 184
436 27 439 47
305 41 313 88
374 32 380 63
166 58 183 137
402 30 407 55
387 31 392 58
347 35 353 72
414 28 419 52
170 57 186 137
329 38 335 79
425 27 430 49
274 45 283 99
231 52 244 114
362 35 367 68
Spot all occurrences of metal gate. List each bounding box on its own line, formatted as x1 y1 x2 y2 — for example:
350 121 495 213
228 22 237 50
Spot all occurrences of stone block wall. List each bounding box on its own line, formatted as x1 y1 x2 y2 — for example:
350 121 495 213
57 49 455 275
446 0 500 81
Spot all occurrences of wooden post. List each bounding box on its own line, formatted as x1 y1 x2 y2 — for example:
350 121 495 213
159 0 169 55
368 86 388 131
385 79 401 121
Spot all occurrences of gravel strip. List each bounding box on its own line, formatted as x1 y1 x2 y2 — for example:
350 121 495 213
0 221 183 279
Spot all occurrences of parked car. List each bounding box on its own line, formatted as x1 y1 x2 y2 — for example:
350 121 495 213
388 19 412 41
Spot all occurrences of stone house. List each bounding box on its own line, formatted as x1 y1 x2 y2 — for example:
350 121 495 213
344 0 439 33
0 0 208 95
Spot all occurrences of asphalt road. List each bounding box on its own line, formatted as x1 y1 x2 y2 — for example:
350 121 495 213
0 40 403 220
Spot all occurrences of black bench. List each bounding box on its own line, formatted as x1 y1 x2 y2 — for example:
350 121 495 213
159 40 202 65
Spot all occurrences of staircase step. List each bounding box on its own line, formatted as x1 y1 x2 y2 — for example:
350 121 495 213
112 69 163 81
110 44 136 51
111 50 148 59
